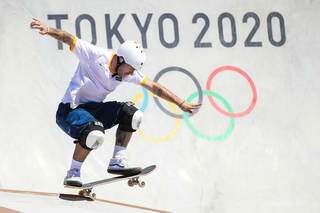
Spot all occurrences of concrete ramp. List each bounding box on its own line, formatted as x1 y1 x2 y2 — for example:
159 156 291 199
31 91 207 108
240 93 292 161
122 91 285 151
1 0 320 212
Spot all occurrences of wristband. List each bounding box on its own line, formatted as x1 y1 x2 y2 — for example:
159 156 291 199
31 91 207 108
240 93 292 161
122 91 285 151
178 100 185 107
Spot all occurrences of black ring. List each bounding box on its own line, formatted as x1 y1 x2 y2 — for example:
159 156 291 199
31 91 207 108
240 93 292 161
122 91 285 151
153 66 203 119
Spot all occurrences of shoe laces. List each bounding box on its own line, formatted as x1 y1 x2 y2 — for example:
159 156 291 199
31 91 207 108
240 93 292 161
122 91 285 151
113 154 129 167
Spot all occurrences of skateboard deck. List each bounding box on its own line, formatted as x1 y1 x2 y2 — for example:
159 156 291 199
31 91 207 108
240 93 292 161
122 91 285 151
64 165 156 200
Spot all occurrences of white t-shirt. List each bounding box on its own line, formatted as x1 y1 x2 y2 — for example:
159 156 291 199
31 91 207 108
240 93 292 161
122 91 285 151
62 37 146 108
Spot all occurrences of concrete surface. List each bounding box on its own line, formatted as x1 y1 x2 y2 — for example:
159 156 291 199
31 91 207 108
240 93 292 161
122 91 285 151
0 0 320 212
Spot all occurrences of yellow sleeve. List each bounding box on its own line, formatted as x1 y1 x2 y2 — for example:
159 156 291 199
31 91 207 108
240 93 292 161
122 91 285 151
69 36 77 51
140 76 148 85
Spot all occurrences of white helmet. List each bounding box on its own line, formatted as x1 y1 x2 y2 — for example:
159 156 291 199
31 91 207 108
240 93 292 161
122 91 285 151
116 40 146 71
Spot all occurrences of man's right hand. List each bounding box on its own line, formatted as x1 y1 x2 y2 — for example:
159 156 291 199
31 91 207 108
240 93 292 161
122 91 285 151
30 18 49 35
30 19 74 47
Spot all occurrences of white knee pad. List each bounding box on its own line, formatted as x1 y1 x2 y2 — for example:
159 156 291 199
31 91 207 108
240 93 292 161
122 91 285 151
131 110 143 130
79 121 105 150
86 130 105 150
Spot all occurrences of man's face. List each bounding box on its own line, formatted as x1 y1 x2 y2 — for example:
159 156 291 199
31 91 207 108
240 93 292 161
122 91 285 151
117 63 135 78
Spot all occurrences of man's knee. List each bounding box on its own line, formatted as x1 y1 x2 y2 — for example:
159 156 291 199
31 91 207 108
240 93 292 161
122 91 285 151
79 121 105 150
118 102 143 132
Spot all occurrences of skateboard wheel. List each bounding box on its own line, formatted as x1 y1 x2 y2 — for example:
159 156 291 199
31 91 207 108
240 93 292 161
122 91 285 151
92 193 96 198
79 190 84 196
128 179 134 187
138 181 145 188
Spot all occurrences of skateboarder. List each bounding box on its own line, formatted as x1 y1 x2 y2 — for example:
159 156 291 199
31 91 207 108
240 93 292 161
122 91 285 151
30 18 201 187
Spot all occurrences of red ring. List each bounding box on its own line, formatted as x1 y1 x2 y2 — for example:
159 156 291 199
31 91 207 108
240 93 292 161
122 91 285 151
205 65 257 118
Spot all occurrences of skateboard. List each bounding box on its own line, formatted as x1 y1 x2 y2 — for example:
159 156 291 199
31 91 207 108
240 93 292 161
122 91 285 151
64 165 156 200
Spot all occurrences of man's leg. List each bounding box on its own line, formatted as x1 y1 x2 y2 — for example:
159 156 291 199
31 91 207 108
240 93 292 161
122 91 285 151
85 101 143 175
73 143 91 162
107 127 142 175
111 128 132 164
56 103 103 186
115 127 133 148
64 144 91 186
107 102 144 175
66 120 105 186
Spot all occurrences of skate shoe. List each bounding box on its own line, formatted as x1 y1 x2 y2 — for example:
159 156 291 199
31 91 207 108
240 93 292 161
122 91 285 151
63 168 82 187
107 156 141 176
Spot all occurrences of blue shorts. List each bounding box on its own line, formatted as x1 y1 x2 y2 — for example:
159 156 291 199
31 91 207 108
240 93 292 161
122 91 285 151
56 101 124 140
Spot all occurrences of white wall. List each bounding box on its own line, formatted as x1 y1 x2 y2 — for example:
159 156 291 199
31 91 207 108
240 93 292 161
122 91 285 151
1 0 320 212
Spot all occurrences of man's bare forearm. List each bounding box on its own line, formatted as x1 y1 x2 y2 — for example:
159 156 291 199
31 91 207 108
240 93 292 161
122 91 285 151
152 82 184 106
47 27 74 46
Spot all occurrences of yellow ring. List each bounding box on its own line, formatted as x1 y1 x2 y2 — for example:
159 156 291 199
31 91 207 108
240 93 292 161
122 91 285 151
131 91 182 143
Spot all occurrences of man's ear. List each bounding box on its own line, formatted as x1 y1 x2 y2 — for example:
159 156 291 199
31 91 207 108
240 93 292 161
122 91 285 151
119 56 125 63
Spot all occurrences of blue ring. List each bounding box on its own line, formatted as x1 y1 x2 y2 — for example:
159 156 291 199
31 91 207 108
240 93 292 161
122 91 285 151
139 87 149 112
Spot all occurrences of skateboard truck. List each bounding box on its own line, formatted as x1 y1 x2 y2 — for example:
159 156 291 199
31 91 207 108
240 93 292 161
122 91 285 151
127 177 145 187
78 188 96 200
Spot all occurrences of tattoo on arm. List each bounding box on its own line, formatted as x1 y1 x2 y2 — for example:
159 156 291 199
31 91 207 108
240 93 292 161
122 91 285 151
154 84 163 97
153 83 181 105
47 28 74 46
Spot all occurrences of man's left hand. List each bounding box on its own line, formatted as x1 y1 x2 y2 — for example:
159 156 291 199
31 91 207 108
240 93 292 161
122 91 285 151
179 101 201 114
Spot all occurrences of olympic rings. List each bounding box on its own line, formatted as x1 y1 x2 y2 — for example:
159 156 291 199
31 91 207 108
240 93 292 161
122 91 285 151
132 92 182 143
153 66 203 119
206 66 258 118
131 88 150 112
131 65 257 143
182 90 235 141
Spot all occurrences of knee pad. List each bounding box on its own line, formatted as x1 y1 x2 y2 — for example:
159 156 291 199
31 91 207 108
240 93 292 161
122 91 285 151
79 121 105 150
118 102 143 132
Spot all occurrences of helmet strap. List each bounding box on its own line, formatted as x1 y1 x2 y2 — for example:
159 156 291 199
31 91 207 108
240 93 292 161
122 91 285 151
113 56 125 81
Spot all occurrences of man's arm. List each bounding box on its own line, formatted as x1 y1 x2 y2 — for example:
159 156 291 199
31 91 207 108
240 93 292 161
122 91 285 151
30 18 74 48
141 78 201 113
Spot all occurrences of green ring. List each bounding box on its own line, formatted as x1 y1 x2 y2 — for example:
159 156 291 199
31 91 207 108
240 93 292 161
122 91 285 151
182 90 235 141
